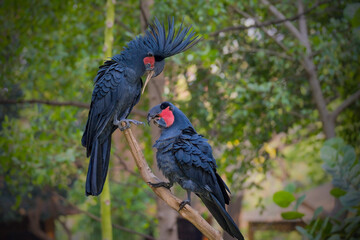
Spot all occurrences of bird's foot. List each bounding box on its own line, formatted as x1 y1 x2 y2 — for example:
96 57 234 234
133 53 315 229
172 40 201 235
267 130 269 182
148 181 173 190
178 200 191 211
114 119 145 131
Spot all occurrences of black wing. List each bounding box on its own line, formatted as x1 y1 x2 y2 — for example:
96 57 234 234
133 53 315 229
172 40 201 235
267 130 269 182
81 60 139 156
173 127 230 206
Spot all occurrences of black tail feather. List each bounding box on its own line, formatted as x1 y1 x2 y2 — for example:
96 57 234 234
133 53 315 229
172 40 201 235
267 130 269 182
200 193 244 240
215 172 231 204
85 136 111 196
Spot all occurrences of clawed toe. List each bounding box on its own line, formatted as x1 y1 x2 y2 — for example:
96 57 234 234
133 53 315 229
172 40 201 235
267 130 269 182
115 119 145 131
179 200 191 211
148 181 172 189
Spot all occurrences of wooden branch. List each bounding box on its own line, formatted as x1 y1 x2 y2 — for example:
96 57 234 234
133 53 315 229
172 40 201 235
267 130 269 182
210 0 330 37
121 123 223 240
139 0 150 28
28 198 53 240
261 0 305 45
0 99 147 117
233 7 289 53
297 0 307 41
237 48 294 60
331 89 360 121
0 98 90 108
57 218 72 240
259 0 337 138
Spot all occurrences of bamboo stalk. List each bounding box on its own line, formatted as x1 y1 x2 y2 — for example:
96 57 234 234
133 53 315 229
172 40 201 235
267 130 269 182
121 123 223 240
100 0 115 239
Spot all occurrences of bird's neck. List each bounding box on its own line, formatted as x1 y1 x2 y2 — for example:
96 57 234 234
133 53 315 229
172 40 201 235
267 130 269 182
112 48 147 79
159 127 182 140
159 109 195 139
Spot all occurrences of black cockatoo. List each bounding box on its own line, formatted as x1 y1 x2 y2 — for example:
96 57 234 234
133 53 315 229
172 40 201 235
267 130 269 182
147 102 244 240
82 19 200 196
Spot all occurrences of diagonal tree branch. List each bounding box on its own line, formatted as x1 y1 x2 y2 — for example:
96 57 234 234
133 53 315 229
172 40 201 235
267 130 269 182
210 0 331 37
331 89 360 121
297 0 311 52
261 0 336 138
121 123 223 240
0 99 90 108
261 0 305 45
57 218 72 240
232 7 289 53
0 99 147 117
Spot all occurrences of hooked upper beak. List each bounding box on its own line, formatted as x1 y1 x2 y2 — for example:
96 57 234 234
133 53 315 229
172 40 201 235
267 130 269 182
142 70 155 94
147 107 160 125
145 63 153 71
147 104 167 128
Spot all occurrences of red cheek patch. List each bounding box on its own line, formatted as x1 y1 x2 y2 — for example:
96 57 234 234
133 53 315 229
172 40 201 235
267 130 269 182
159 107 174 127
143 56 155 69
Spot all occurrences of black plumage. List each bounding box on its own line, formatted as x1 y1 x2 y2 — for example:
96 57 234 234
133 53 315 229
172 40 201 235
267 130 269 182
147 102 244 240
82 19 200 196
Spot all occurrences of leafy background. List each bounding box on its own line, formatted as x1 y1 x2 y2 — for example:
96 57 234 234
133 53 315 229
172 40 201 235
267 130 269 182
1 0 359 239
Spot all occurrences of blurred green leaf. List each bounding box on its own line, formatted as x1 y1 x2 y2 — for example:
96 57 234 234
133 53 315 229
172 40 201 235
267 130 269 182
312 207 324 220
352 8 360 28
344 3 360 20
273 191 296 208
294 194 306 211
320 146 338 167
281 211 305 220
330 188 347 198
340 191 360 207
296 226 312 239
284 182 296 193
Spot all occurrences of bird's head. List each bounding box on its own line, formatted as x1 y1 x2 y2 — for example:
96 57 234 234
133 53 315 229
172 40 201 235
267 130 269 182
140 18 201 93
147 102 174 128
147 101 193 131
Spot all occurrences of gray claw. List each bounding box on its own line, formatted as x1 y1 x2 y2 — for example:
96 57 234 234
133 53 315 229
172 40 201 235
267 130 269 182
114 119 145 131
148 181 173 189
179 200 191 211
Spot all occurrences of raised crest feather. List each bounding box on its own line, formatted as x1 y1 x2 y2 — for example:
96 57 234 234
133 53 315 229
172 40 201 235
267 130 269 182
143 17 202 58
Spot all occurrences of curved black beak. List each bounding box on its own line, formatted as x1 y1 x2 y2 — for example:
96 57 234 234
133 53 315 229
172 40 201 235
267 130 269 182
147 104 161 125
145 63 153 71
147 104 167 128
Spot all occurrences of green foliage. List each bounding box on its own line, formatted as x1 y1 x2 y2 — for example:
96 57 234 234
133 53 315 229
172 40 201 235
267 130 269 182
274 138 360 238
330 187 347 198
255 230 302 240
321 138 360 208
281 211 305 220
0 0 156 237
273 190 305 220
294 138 360 239
155 0 360 192
0 106 82 195
1 0 359 238
294 195 306 211
273 191 295 208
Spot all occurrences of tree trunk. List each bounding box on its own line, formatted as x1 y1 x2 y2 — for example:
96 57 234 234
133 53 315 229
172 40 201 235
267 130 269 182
140 1 179 240
296 0 335 139
263 0 337 139
100 0 115 239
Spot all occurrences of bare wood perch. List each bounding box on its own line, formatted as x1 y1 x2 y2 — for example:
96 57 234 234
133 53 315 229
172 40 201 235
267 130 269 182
121 122 223 240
